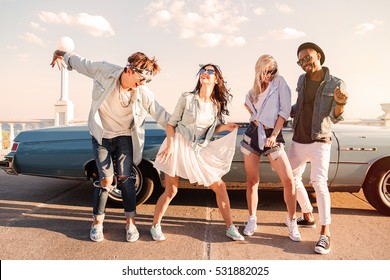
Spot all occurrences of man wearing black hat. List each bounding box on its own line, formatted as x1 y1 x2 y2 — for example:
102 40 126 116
288 42 348 254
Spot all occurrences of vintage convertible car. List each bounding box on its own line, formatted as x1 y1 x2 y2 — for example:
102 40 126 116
1 121 390 216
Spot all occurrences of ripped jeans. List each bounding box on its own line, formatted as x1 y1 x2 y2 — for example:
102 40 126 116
92 136 136 222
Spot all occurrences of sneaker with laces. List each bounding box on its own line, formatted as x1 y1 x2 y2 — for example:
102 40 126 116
150 224 166 241
226 224 245 241
314 235 331 254
285 216 301 242
243 216 257 236
90 224 104 242
296 216 316 228
126 224 139 242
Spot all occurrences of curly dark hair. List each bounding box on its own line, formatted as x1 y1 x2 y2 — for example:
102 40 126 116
191 63 232 122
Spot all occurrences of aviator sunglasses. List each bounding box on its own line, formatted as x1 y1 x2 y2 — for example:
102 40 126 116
199 68 215 75
128 64 153 83
132 68 152 83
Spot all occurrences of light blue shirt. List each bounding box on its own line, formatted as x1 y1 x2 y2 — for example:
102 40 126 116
245 75 291 149
168 91 222 151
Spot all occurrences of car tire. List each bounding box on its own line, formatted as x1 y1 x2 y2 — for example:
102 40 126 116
106 163 154 206
363 160 390 216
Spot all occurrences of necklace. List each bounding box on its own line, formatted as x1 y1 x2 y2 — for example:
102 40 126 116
118 83 131 108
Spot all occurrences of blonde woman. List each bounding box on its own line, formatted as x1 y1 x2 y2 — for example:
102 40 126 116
240 55 301 241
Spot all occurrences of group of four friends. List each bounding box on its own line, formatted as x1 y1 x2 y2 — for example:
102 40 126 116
50 41 349 255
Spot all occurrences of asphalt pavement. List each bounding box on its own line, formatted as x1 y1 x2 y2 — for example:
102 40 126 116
1 169 389 261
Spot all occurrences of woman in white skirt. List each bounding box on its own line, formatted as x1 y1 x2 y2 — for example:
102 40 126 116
150 64 244 241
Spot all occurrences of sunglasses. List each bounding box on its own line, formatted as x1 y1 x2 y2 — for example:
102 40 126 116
266 68 277 76
132 68 152 83
296 55 312 66
199 68 215 75
127 64 153 83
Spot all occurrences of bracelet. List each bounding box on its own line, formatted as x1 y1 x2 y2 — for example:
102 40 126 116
271 130 280 137
335 101 347 106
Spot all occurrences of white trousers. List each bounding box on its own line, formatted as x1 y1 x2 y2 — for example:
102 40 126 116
288 141 332 225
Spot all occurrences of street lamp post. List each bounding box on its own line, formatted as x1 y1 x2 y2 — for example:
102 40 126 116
54 36 75 126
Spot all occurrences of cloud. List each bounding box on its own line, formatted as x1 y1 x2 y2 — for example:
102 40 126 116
226 36 246 47
269 27 305 40
275 3 293 13
355 20 384 35
30 21 46 31
19 32 47 47
145 0 248 47
198 33 223 47
38 11 115 37
253 7 266 15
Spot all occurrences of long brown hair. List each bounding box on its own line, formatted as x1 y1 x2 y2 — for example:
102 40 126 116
192 63 232 122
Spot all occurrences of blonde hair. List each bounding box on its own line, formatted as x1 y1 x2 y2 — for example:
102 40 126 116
251 54 278 102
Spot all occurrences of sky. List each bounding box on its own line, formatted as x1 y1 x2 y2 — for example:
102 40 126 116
1 0 389 123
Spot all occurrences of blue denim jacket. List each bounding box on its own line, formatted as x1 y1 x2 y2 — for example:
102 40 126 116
291 67 346 140
64 53 170 165
168 91 221 151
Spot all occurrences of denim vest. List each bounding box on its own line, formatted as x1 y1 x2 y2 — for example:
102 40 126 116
291 67 346 140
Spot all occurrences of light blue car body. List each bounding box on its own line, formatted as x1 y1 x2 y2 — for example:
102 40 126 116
1 122 389 215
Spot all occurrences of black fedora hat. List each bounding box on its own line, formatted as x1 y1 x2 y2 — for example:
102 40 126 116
297 42 325 65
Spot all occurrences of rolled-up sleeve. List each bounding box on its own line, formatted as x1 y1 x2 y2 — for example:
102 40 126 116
168 94 186 127
278 77 292 121
63 53 117 80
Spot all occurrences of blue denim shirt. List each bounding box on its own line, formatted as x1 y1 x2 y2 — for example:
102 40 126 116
168 91 221 151
291 67 346 141
64 53 170 165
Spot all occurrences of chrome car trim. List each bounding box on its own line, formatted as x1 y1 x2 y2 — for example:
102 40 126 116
0 156 18 175
341 147 377 151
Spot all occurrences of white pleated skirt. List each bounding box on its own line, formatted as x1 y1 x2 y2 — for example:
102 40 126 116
153 128 238 187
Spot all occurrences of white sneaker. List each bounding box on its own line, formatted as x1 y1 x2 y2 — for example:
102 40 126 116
226 224 245 241
243 216 257 236
90 224 104 242
286 216 301 242
150 224 166 241
126 224 139 242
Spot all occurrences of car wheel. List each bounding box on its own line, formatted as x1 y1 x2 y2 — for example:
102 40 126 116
107 164 154 206
363 160 390 216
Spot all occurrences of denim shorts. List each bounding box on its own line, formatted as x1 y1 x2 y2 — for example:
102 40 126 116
240 122 285 157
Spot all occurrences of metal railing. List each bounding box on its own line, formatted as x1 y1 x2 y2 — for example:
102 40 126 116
0 119 56 156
